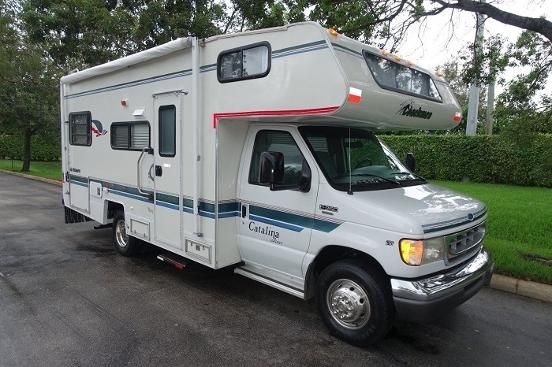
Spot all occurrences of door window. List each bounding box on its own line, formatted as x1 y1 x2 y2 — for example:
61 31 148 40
249 130 307 188
159 105 176 157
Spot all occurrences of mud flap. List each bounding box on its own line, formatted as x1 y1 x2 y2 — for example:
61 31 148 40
64 206 92 224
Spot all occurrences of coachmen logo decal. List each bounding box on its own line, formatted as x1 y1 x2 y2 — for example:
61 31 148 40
397 100 432 120
91 120 107 137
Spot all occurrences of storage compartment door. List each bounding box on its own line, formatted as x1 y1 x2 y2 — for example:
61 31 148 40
69 175 89 212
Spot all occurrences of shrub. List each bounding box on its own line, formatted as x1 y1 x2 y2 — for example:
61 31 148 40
0 134 61 161
380 134 552 187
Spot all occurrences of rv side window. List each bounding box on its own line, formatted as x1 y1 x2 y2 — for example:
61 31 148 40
110 121 150 150
249 130 307 189
218 42 271 83
363 51 442 102
159 105 176 157
69 112 92 146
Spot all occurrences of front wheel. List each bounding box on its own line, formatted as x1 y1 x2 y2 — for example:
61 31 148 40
317 259 393 346
112 211 141 256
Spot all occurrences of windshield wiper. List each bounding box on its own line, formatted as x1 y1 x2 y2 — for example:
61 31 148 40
391 171 427 181
336 173 401 186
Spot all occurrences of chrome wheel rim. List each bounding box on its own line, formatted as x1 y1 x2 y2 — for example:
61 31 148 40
326 279 370 330
115 219 129 248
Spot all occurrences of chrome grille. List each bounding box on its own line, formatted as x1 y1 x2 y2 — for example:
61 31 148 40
447 222 486 259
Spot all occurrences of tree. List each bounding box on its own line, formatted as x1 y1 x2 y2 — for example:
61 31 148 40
494 31 552 134
303 1 552 46
0 0 61 171
21 0 291 70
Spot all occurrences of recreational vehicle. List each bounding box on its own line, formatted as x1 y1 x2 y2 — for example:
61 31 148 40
60 22 494 346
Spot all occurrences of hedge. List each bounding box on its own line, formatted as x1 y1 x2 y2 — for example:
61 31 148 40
1 131 551 187
0 134 61 161
380 134 552 188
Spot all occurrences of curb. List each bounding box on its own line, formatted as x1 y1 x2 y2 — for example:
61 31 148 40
1 169 551 303
490 274 552 303
0 169 61 186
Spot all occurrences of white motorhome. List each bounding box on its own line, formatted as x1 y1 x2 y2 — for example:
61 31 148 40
60 22 493 346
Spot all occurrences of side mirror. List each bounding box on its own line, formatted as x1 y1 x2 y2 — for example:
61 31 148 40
405 152 416 172
259 151 284 190
299 159 311 192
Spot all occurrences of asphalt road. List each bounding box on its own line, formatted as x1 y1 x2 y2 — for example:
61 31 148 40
1 172 551 367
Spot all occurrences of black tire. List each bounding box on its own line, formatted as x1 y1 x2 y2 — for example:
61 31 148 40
317 259 394 346
112 211 141 256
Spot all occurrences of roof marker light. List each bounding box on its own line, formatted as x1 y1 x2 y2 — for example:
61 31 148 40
328 28 339 37
393 54 401 62
380 49 389 56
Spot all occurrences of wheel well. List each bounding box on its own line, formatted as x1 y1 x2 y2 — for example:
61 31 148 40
107 201 124 219
304 245 389 300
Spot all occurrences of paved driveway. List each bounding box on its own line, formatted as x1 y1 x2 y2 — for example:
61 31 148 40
1 172 551 367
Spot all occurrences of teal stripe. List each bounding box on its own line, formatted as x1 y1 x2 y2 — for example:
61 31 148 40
108 182 153 199
67 176 340 231
272 40 326 55
219 202 240 213
249 205 341 233
199 201 215 213
249 205 312 229
183 198 194 209
69 174 88 184
156 193 179 205
313 218 341 232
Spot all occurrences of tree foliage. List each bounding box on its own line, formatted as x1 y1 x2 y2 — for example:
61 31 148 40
0 0 61 171
1 0 550 170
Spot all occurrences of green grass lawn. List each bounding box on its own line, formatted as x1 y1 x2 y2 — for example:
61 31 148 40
0 160 62 181
433 180 552 284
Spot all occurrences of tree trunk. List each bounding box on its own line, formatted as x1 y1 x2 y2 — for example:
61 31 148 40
21 127 32 172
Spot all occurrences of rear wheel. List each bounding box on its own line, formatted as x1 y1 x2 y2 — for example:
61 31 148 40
112 211 140 256
317 259 393 346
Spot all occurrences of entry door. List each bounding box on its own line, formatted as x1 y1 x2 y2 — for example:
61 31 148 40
238 127 318 290
153 93 182 249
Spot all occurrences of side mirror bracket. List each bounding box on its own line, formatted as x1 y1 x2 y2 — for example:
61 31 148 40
259 151 284 190
405 152 416 172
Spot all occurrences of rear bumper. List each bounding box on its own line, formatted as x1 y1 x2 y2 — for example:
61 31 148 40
390 248 494 322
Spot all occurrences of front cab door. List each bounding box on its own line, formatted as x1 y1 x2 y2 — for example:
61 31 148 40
238 126 318 292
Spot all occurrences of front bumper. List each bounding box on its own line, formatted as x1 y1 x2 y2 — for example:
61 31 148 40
391 248 494 322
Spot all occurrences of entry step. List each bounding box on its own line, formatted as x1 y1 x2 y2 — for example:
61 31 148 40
156 253 187 270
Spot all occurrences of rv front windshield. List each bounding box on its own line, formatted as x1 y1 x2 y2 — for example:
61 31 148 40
299 126 426 192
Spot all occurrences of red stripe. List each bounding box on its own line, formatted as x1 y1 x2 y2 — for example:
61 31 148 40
212 106 339 128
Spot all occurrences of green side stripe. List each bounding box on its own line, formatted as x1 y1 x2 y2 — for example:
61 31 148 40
69 174 88 184
199 201 215 213
156 193 179 205
250 205 314 229
313 219 341 232
249 205 341 233
219 202 240 212
183 198 194 209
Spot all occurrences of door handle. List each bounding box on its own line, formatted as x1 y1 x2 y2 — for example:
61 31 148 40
241 204 247 218
155 165 163 177
136 147 151 195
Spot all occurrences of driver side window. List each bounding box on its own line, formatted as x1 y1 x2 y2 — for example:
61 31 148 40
249 130 306 187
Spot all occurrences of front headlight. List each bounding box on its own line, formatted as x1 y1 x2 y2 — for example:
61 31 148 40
399 237 445 266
